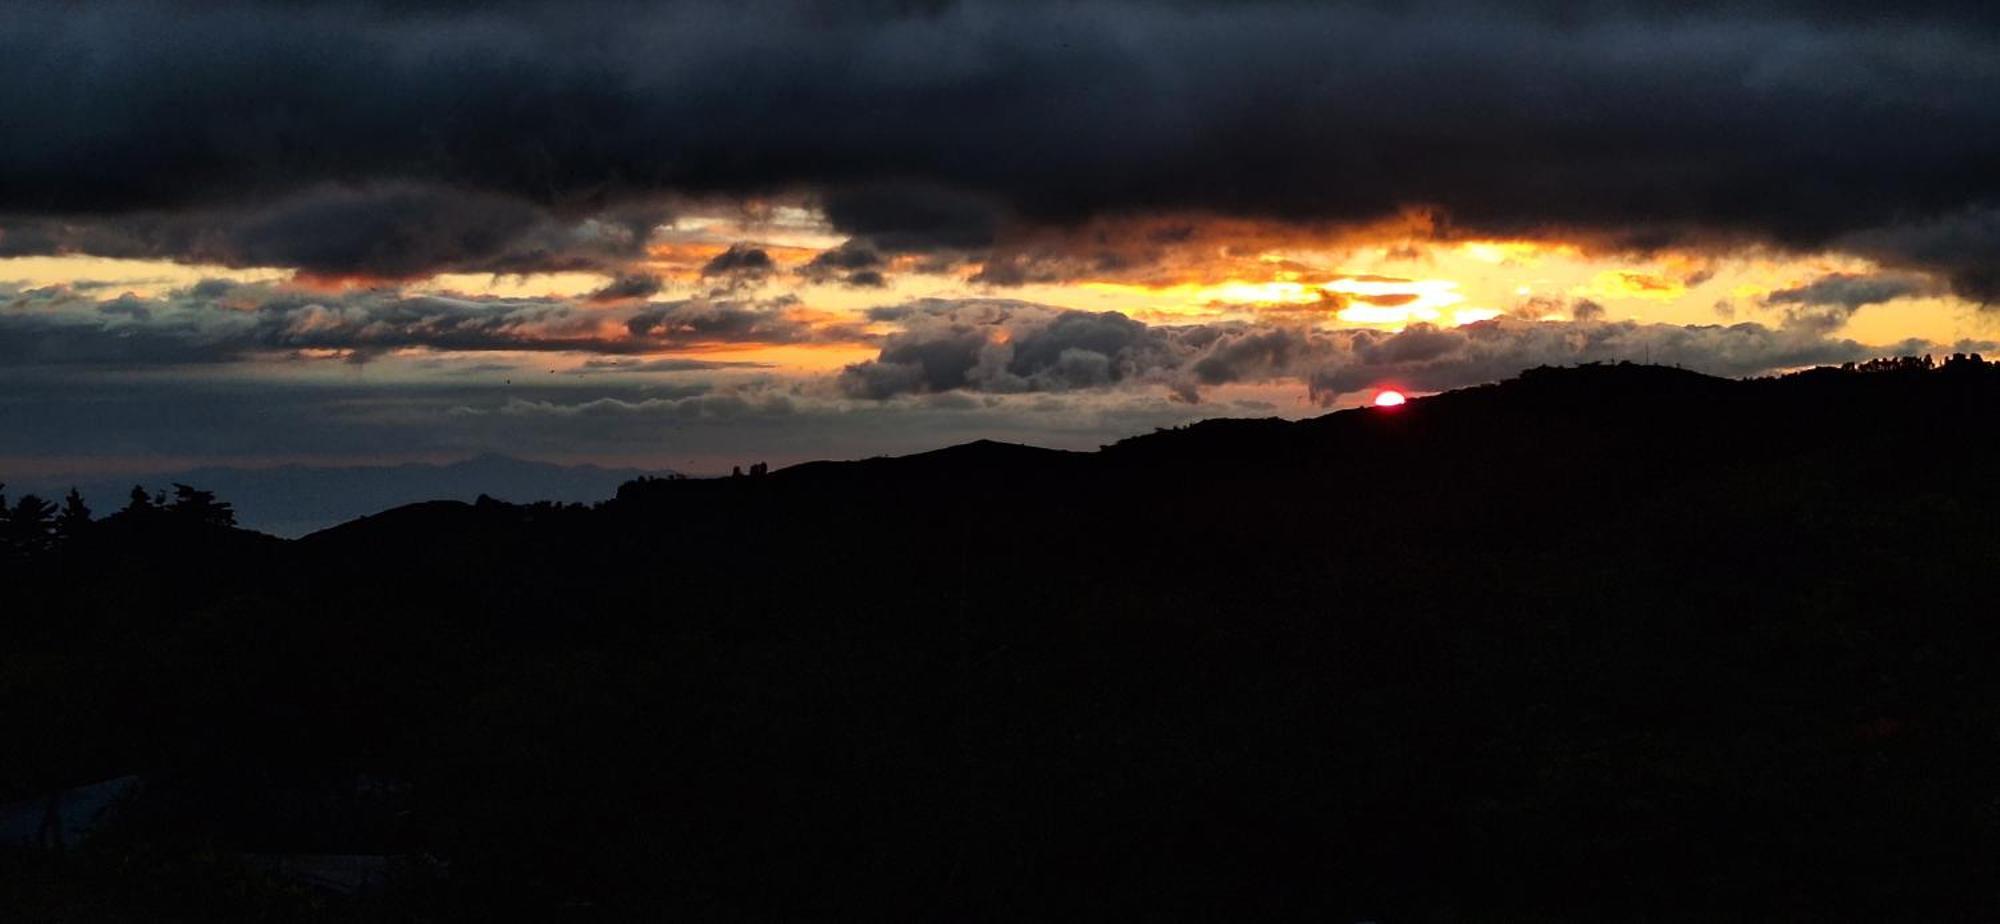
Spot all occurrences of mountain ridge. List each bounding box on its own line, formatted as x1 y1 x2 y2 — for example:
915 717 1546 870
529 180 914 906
12 357 2000 919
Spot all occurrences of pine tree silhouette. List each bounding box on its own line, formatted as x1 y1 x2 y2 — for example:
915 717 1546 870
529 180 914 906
57 488 93 541
123 485 156 516
168 483 236 528
5 494 58 554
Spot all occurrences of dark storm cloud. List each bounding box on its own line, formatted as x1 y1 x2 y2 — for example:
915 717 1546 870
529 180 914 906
1837 209 2000 303
838 297 1985 403
4 1 1998 292
818 185 1003 254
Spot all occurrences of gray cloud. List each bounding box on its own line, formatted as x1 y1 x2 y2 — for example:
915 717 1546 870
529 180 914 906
571 356 774 374
0 282 855 367
1767 272 1935 311
1764 271 1937 333
839 300 1191 399
586 273 665 303
626 294 862 346
700 243 776 278
800 240 887 287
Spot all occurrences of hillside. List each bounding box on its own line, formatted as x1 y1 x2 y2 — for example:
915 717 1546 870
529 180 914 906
6 358 2000 921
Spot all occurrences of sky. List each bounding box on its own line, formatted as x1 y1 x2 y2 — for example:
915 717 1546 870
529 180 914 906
3 0 1997 478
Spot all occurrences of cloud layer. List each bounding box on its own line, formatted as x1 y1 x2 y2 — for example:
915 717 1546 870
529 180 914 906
838 297 1981 404
2 277 1983 475
2 1 1998 292
0 281 854 366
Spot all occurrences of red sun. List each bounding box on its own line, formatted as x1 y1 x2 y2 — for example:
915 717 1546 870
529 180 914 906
1373 389 1407 407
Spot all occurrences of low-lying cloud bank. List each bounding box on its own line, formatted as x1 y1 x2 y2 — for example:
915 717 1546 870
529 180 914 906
0 281 860 366
3 281 1985 474
5 282 1980 404
839 298 1986 404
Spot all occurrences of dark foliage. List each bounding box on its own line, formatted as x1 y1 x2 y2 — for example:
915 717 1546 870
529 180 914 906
2 492 58 556
56 488 92 542
7 360 2000 920
166 484 236 530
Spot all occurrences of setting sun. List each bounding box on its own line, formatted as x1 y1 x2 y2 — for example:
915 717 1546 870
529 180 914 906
1374 389 1408 407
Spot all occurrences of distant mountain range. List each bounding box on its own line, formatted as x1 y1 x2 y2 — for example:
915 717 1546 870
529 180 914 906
20 454 676 537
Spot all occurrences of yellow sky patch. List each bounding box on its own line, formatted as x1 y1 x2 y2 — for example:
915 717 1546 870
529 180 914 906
0 255 289 296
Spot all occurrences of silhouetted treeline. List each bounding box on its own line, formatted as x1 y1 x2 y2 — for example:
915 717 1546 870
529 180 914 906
8 357 2000 921
0 481 240 560
1827 350 1986 375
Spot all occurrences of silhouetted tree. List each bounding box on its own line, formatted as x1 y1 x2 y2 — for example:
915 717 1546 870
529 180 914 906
123 485 156 516
56 488 93 541
1943 352 1988 374
6 494 58 553
168 483 235 528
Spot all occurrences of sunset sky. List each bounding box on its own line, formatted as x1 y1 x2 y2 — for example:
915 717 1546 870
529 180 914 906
4 0 1997 478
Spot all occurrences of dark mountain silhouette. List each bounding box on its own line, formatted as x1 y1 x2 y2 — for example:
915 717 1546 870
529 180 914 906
7 358 2000 921
23 454 677 538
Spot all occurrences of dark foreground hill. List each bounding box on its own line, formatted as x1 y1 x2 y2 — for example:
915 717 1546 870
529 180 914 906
6 358 2000 921
24 454 675 538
